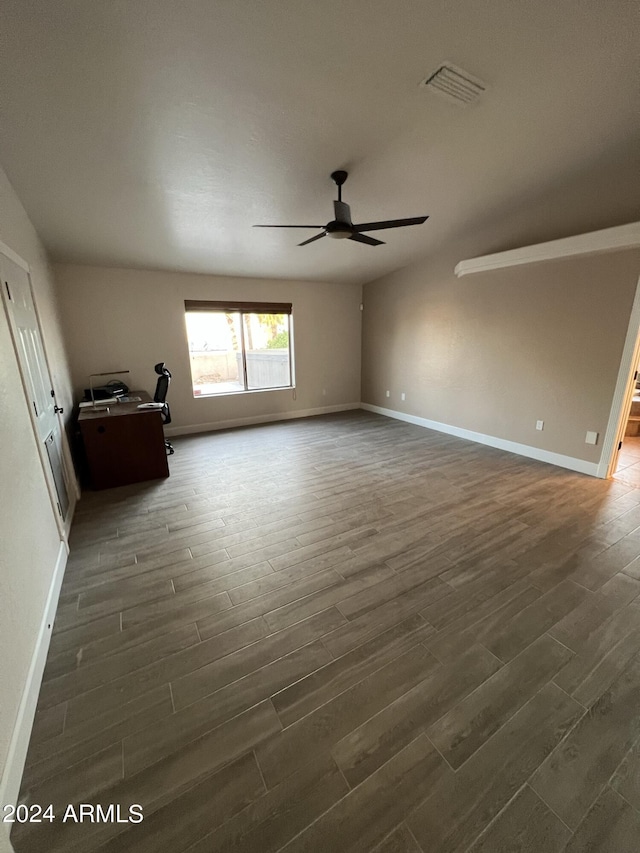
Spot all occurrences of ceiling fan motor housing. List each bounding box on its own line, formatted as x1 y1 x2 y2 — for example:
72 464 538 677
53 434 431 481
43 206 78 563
325 220 352 239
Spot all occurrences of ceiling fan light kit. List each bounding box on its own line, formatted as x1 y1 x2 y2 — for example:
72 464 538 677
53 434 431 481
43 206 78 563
325 226 351 240
254 171 428 247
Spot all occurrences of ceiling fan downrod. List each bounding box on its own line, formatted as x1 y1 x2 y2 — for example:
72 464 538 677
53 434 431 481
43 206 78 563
330 170 348 202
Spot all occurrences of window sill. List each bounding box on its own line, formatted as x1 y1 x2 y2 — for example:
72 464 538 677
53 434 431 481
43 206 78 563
192 385 295 400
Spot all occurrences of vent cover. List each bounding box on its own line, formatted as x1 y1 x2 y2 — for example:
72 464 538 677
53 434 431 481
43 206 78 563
420 62 486 105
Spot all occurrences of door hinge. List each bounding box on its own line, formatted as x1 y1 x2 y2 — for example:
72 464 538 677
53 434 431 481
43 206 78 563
51 389 55 397
56 501 62 518
32 400 38 417
619 441 623 451
4 280 11 301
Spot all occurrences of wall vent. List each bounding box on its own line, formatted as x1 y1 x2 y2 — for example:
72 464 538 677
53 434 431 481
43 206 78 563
420 62 486 105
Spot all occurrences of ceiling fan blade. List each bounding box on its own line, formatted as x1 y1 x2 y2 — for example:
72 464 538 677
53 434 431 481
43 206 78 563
353 215 429 232
333 200 352 224
253 224 323 229
349 232 384 246
298 232 327 246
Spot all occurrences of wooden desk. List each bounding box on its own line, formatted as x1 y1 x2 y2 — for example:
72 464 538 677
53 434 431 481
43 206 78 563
78 391 170 489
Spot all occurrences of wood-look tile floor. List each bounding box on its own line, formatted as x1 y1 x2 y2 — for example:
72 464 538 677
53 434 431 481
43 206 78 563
614 435 640 486
13 411 640 852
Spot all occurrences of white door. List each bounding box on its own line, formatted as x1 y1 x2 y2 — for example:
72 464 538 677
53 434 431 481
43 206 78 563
1 252 70 522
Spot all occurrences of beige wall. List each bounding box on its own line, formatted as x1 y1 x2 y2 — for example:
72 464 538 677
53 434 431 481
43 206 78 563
362 247 640 464
0 168 72 795
54 264 362 431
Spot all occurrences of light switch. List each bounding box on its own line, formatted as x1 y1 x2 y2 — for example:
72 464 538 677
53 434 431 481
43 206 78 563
585 431 598 445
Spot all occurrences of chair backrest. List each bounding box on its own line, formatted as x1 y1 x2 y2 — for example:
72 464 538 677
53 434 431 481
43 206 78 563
153 363 172 424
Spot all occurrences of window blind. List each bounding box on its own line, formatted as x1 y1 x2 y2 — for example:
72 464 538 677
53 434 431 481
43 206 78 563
185 300 292 314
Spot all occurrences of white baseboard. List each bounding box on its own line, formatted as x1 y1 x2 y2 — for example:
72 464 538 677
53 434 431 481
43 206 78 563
0 541 68 827
361 403 601 477
165 402 361 437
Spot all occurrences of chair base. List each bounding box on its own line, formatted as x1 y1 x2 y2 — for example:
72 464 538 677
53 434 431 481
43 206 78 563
165 440 174 455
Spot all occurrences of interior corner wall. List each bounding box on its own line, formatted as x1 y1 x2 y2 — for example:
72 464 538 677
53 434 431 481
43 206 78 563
53 264 362 432
361 246 640 467
0 167 72 807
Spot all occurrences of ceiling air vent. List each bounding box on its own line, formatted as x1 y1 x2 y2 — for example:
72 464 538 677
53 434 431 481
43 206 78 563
420 62 486 105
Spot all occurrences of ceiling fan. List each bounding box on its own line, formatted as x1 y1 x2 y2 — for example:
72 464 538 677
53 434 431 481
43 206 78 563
254 171 428 246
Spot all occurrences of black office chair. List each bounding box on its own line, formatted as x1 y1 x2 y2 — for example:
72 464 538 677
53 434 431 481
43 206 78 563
153 362 174 455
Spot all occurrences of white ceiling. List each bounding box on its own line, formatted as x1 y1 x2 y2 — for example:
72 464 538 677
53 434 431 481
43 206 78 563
0 0 638 285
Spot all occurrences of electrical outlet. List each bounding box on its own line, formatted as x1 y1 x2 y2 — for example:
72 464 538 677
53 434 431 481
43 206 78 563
585 431 599 445
386 390 390 398
536 420 544 431
401 393 406 401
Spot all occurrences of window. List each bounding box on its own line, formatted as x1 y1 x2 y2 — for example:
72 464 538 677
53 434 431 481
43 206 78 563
184 300 293 397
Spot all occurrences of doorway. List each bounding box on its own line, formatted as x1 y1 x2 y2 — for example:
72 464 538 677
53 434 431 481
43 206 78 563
613 365 640 485
600 274 640 480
